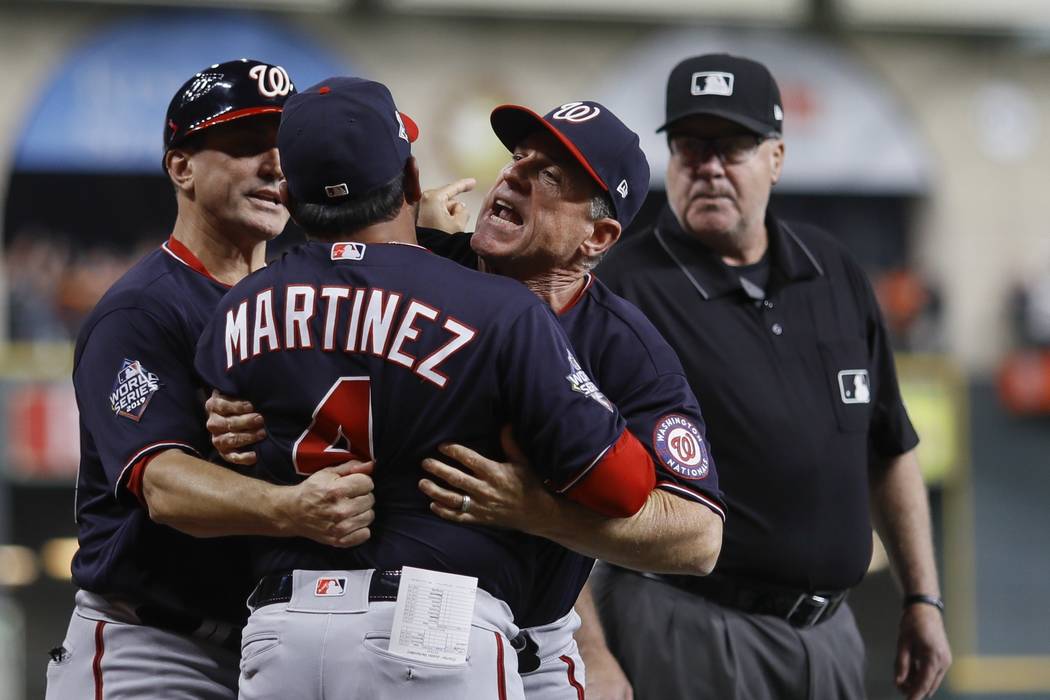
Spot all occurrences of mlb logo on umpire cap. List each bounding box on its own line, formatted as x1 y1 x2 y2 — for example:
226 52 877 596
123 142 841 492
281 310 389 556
278 77 420 206
691 71 734 96
489 100 651 230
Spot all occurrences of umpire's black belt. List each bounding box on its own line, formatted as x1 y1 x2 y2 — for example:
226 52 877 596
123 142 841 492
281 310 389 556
248 569 403 609
637 570 848 628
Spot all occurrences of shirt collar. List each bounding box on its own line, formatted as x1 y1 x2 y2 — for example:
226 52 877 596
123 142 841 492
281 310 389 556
161 235 231 289
653 204 823 301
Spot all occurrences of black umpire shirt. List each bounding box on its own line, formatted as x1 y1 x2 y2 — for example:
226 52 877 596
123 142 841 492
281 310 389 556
598 205 919 592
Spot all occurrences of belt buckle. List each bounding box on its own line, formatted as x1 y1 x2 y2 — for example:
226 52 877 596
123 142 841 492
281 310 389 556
786 593 830 628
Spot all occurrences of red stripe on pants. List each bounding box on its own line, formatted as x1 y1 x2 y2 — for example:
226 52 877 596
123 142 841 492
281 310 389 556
93 621 107 700
495 632 507 700
560 655 585 700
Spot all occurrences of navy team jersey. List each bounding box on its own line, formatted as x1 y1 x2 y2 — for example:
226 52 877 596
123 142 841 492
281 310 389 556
193 240 646 619
418 228 726 627
71 236 252 624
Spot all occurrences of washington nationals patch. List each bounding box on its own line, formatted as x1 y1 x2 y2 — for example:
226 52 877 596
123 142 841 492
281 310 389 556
653 413 710 480
109 359 160 422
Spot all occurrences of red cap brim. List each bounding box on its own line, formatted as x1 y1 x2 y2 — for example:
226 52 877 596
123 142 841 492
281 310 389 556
490 104 607 191
183 106 284 138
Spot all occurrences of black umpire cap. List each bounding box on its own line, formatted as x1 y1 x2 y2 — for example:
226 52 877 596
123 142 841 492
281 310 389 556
163 58 296 154
660 54 783 136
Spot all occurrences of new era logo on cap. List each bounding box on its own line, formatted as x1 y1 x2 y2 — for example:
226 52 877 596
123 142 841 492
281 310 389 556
490 100 650 230
691 72 734 97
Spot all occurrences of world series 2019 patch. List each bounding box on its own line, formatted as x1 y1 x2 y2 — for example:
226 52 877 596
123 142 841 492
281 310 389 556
564 349 614 412
653 413 710 480
109 359 160 422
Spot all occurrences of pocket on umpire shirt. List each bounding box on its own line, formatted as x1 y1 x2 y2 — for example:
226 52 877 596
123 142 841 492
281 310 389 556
817 339 873 433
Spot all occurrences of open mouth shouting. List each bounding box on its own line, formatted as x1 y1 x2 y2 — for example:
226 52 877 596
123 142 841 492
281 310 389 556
487 198 525 228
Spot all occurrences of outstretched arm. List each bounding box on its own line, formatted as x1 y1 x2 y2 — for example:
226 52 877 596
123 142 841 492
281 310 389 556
142 450 375 547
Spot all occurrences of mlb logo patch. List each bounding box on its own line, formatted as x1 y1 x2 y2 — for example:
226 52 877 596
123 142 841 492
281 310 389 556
109 359 160 422
691 71 734 97
838 369 871 404
653 414 710 480
315 577 347 597
331 242 366 261
325 183 350 198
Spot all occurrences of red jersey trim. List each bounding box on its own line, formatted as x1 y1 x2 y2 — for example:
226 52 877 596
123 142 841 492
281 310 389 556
656 480 727 522
162 236 231 288
556 274 595 316
561 430 655 517
116 441 202 505
559 655 585 700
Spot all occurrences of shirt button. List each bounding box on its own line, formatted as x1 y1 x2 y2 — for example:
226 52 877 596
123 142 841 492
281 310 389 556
771 323 783 335
763 300 774 309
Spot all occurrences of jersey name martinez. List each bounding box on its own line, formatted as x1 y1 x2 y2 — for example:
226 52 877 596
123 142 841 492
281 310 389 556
223 284 476 387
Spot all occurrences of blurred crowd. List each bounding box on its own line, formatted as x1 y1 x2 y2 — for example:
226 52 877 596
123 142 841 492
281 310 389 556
4 231 153 341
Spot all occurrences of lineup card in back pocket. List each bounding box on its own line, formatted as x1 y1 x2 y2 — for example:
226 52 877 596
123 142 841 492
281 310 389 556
388 566 479 665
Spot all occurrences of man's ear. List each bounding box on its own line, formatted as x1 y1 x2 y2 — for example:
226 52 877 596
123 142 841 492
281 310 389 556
769 139 785 185
402 157 422 205
166 148 195 195
579 217 622 260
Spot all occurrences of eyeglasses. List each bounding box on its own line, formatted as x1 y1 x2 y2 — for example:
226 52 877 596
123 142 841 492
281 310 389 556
669 134 775 165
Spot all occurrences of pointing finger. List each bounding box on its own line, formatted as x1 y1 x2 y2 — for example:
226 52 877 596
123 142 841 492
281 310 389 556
437 177 476 199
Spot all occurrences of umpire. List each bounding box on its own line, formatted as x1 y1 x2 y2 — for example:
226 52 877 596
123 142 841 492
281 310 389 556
593 54 951 699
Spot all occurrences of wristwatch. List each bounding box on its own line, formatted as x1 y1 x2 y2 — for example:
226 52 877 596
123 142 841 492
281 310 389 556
903 593 944 613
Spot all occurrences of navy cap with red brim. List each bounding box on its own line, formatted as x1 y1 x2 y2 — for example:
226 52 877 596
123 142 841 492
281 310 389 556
489 101 650 229
491 104 609 190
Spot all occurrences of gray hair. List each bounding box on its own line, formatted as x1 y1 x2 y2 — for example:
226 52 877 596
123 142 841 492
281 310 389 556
582 191 617 271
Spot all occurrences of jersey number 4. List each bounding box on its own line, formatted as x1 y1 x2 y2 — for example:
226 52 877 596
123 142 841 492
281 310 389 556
292 377 373 475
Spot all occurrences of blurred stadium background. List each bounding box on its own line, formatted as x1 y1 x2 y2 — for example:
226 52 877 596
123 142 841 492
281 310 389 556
0 0 1048 698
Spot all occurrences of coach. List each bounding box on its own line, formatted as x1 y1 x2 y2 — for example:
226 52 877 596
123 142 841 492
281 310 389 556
592 54 951 699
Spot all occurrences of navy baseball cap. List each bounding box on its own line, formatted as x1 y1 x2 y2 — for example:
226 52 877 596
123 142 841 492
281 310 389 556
490 101 651 230
659 54 783 136
278 77 419 205
164 59 295 151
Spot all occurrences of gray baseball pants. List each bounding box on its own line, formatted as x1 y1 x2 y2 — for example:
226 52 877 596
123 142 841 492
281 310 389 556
519 609 586 700
591 564 866 700
45 590 239 700
239 569 525 700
